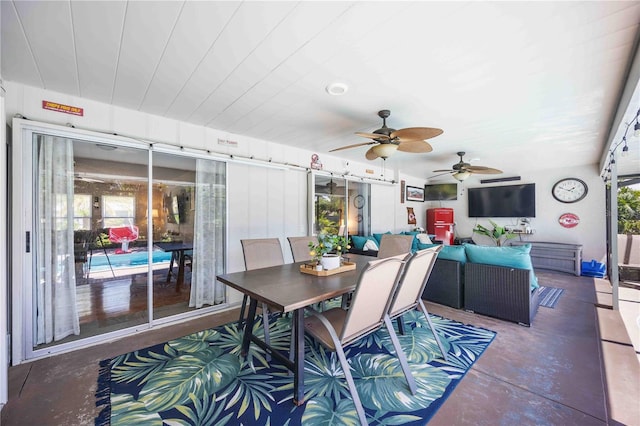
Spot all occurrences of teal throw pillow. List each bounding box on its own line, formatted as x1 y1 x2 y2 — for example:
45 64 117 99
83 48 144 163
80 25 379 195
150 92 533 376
373 232 392 245
351 235 377 251
437 245 467 264
464 243 539 290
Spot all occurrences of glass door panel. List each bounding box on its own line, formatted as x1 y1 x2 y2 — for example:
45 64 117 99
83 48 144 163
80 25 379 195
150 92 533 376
33 136 150 349
151 153 196 319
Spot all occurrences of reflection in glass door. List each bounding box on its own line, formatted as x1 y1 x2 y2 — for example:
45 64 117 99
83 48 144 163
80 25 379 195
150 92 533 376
34 136 150 349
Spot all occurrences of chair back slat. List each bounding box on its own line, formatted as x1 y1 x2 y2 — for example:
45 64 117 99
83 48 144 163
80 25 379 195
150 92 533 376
389 246 441 318
241 238 284 271
378 234 414 258
287 236 318 263
341 253 409 343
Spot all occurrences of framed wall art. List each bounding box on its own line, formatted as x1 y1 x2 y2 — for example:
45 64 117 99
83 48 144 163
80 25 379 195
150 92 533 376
405 186 425 202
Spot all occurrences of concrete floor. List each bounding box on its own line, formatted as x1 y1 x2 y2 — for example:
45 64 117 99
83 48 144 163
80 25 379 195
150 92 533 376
2 270 639 426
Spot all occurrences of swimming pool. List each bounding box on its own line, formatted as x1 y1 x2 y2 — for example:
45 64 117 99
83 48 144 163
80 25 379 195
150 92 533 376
89 250 173 271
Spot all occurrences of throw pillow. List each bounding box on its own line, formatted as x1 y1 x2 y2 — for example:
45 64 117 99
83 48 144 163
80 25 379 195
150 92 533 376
416 233 433 244
363 239 379 251
464 243 539 290
350 235 368 250
437 245 467 263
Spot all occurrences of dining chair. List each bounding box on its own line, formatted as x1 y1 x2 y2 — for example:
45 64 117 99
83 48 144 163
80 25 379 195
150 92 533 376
377 234 414 258
240 238 285 356
388 245 448 361
303 253 416 426
287 236 318 263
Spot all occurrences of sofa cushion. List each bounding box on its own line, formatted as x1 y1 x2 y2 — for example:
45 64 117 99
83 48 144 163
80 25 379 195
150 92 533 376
438 245 467 264
464 243 539 290
351 235 377 250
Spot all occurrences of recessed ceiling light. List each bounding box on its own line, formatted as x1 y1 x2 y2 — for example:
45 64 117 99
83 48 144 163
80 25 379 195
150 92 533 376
325 82 348 96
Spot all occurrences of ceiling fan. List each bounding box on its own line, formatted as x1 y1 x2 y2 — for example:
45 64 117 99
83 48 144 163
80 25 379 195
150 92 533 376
330 109 443 160
432 151 503 181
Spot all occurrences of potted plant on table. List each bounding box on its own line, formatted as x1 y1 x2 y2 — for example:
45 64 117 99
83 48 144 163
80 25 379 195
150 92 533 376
309 233 351 270
473 220 517 246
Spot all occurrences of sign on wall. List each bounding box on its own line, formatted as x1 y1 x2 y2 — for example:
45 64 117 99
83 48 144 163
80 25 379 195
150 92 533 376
42 100 84 116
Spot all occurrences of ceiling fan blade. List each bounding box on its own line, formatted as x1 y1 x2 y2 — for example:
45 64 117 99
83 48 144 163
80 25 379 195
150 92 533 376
391 127 443 142
365 147 379 160
428 171 455 179
397 140 433 153
329 141 376 152
355 132 390 141
467 166 503 174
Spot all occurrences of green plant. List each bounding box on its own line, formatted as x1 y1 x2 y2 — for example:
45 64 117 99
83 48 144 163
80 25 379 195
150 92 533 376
308 234 350 263
618 186 640 234
473 220 517 246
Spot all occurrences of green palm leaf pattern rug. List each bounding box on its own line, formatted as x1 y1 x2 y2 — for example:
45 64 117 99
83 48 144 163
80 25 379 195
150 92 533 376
96 310 495 425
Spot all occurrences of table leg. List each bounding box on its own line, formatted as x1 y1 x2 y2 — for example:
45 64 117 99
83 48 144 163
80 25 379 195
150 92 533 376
177 250 185 290
293 308 305 406
241 298 258 357
166 251 176 283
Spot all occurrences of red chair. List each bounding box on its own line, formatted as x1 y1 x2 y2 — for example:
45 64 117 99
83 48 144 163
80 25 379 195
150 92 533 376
108 226 139 254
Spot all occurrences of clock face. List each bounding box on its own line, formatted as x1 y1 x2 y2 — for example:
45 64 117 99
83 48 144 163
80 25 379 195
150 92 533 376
552 178 588 203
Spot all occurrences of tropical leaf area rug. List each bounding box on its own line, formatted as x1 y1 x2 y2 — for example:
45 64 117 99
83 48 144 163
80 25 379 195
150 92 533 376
95 310 496 426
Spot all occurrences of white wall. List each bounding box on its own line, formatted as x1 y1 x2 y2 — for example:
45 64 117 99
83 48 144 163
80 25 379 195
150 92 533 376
424 166 606 262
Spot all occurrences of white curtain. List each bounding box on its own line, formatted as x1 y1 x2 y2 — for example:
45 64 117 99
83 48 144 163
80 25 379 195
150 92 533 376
190 158 226 307
36 135 79 344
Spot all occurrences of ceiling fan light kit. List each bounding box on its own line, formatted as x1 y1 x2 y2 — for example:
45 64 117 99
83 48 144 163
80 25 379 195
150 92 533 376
371 143 398 159
453 171 471 181
330 109 442 160
432 151 503 181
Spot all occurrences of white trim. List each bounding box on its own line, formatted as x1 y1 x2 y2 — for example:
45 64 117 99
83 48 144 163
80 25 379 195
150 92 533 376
0 81 8 405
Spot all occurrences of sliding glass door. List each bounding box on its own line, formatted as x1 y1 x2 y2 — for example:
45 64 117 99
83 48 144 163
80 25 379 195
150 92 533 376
14 122 227 360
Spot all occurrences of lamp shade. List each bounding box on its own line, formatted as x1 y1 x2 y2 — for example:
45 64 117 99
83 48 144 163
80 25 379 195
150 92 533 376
453 171 471 181
372 143 398 159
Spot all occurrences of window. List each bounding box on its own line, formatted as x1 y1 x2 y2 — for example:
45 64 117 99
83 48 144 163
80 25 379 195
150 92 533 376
74 194 92 230
102 195 135 227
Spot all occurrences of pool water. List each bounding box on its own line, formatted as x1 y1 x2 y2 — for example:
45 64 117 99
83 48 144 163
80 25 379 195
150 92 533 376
89 250 173 271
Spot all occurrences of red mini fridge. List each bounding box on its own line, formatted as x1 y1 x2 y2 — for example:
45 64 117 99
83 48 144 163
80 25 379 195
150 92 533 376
427 208 454 245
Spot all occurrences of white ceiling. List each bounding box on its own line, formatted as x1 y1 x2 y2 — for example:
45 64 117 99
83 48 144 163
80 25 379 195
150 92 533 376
2 1 640 180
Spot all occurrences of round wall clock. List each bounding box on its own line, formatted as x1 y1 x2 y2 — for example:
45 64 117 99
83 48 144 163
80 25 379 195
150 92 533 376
354 194 365 209
552 178 588 203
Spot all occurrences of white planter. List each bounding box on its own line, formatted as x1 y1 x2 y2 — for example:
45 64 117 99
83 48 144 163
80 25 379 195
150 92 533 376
321 254 341 270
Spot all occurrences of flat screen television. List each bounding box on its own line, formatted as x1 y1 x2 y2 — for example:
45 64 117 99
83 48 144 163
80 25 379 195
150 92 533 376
468 183 536 218
424 183 458 201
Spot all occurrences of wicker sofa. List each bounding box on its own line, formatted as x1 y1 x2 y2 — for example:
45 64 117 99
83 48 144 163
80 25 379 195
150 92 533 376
420 243 541 326
422 258 464 309
464 262 540 326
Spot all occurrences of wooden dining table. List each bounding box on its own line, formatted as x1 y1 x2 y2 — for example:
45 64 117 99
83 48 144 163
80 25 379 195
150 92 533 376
216 254 372 406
